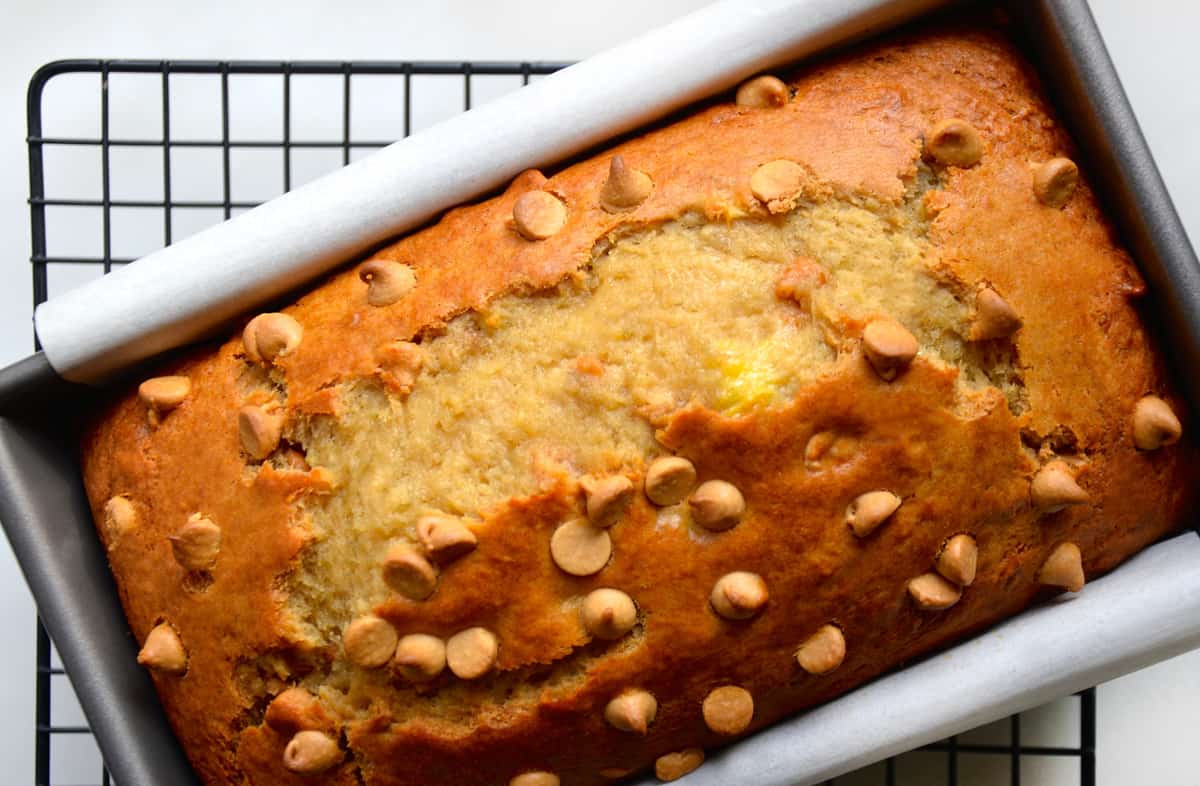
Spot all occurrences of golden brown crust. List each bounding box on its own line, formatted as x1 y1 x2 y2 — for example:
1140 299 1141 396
82 21 1196 786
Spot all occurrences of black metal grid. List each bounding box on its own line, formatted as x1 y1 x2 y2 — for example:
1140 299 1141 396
25 59 1096 786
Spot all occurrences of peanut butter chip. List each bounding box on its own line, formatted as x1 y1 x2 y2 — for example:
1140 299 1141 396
1039 542 1085 592
513 190 567 240
908 573 963 611
137 622 187 675
926 118 984 168
604 688 658 734
417 514 478 564
971 287 1023 341
735 75 788 108
1033 157 1079 207
242 312 303 365
804 430 835 468
600 768 634 780
750 159 807 214
510 773 560 786
581 475 635 528
862 318 919 380
1030 460 1089 513
1132 395 1182 450
776 255 828 309
711 571 768 620
343 615 398 669
392 634 446 682
238 405 285 461
283 730 342 775
937 534 978 587
845 490 901 537
688 480 745 531
264 687 323 736
644 456 697 506
582 588 638 639
445 627 498 680
138 376 191 415
600 155 653 212
655 749 705 782
277 447 310 472
170 513 221 571
376 340 424 395
702 685 754 735
382 544 438 600
103 496 137 543
359 259 417 306
795 624 846 675
550 518 612 576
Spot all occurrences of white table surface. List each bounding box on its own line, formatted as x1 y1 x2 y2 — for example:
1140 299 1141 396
0 2 1197 784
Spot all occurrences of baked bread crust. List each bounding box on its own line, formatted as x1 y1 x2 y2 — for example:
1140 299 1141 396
82 22 1194 786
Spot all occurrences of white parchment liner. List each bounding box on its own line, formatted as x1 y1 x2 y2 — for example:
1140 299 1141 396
34 0 945 383
28 1 1200 783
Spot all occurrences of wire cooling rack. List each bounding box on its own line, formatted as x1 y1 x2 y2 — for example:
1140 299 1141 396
26 59 1096 786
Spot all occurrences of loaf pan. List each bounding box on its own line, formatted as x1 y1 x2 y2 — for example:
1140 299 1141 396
1 1 1197 784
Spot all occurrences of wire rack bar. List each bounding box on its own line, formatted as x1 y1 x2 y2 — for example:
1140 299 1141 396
35 622 50 786
33 58 570 77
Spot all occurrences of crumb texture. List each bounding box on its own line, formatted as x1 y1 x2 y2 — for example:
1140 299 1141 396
294 189 1007 641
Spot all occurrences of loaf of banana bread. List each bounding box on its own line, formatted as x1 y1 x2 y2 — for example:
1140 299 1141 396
82 19 1194 786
